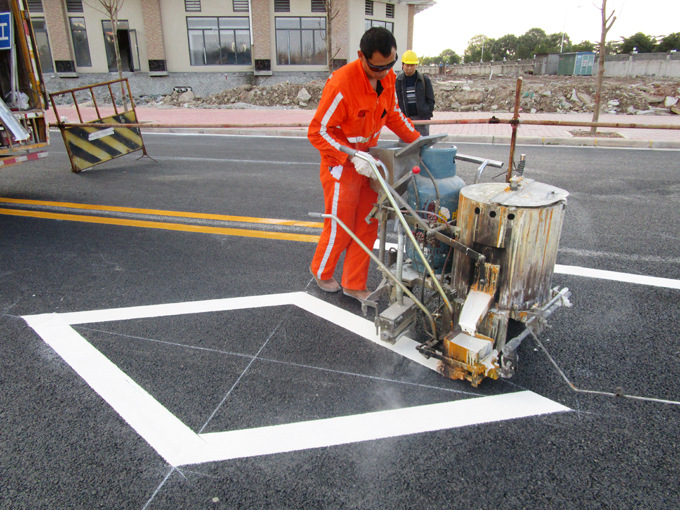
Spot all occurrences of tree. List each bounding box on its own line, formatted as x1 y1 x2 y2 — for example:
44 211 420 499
439 49 461 65
620 32 656 53
517 28 548 59
605 40 621 54
87 0 126 107
464 35 491 63
490 34 518 61
88 0 124 79
591 0 616 136
572 40 596 52
322 0 342 71
655 32 680 52
535 32 566 54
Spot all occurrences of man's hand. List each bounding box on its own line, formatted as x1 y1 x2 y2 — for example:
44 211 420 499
351 151 379 178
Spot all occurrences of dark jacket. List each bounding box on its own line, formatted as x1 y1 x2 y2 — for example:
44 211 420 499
395 70 435 120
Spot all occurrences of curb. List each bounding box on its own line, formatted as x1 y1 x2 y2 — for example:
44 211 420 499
55 126 680 150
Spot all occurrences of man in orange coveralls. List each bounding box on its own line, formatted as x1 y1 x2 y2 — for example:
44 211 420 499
308 27 421 303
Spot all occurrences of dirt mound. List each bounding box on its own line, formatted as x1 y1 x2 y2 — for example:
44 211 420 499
156 75 680 115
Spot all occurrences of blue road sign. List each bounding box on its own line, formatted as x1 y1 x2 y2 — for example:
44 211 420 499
0 12 12 51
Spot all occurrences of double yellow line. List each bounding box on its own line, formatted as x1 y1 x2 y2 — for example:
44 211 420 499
0 198 323 243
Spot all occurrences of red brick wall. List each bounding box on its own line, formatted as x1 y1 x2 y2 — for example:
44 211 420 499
407 5 414 50
141 0 165 60
43 0 71 61
333 0 349 60
251 0 271 59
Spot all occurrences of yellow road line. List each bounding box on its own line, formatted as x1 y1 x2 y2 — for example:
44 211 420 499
0 208 320 243
0 197 324 229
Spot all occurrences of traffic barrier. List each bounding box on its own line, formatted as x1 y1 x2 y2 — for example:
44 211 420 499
49 79 153 173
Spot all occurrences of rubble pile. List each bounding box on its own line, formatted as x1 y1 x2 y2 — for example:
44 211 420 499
153 75 680 115
434 76 680 115
159 80 326 110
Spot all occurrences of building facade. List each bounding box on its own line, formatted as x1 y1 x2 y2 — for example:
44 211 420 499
26 0 432 95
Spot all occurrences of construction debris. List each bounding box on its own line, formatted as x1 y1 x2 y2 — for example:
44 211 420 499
141 76 680 116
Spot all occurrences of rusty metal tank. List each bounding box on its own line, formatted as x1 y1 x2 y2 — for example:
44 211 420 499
452 179 569 319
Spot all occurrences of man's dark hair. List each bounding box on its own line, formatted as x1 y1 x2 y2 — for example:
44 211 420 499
360 27 397 59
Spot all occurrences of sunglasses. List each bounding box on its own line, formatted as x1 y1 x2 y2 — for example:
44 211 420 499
365 56 398 72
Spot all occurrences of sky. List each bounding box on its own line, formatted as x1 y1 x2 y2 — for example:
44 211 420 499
412 0 678 58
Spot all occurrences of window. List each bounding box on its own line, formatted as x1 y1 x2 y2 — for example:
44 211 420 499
31 18 53 73
274 0 290 13
365 19 393 32
66 0 83 13
187 17 252 66
386 3 394 18
69 17 92 67
311 0 325 13
233 0 249 12
185 0 201 12
27 0 43 13
365 0 373 15
275 17 326 65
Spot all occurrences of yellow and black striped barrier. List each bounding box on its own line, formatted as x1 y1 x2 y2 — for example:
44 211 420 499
61 110 144 173
50 78 152 173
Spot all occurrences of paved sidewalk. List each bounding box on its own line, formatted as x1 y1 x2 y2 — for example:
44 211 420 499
46 106 680 149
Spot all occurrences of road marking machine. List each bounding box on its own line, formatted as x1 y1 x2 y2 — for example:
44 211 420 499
314 134 571 386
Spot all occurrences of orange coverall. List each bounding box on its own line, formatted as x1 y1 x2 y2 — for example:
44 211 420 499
308 59 421 291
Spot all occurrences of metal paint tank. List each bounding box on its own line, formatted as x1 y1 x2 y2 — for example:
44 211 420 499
452 179 569 318
406 146 466 272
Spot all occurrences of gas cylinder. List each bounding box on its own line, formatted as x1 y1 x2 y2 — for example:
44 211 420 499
406 146 466 272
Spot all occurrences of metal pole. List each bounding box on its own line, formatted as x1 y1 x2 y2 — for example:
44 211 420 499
507 77 522 182
355 153 453 317
49 119 680 131
308 211 439 339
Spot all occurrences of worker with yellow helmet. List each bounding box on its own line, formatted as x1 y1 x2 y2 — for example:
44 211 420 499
395 50 435 136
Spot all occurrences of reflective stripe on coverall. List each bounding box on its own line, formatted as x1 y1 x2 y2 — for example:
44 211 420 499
308 59 420 291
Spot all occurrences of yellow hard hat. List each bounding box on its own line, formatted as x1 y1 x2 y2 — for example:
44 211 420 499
402 50 419 65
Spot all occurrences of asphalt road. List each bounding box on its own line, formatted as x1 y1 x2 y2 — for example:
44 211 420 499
1 133 679 509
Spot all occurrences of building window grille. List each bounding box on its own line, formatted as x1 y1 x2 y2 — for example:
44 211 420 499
365 0 373 15
386 3 394 18
185 0 201 12
274 0 290 12
365 19 393 33
69 17 92 67
233 0 249 12
27 0 43 13
311 0 326 13
187 17 252 66
275 16 326 65
66 0 84 13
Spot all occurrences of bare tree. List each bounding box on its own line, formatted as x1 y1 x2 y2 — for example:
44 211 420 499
87 0 127 106
323 0 342 72
591 0 616 135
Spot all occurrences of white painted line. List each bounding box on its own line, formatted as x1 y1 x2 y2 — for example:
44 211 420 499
555 264 680 290
56 292 299 325
23 314 201 467
191 391 569 465
294 292 440 371
23 292 570 468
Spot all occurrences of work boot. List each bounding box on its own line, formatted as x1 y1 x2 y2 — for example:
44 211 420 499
342 288 372 303
309 267 341 293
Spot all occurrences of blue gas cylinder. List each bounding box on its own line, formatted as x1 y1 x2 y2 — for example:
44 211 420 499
406 146 466 273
